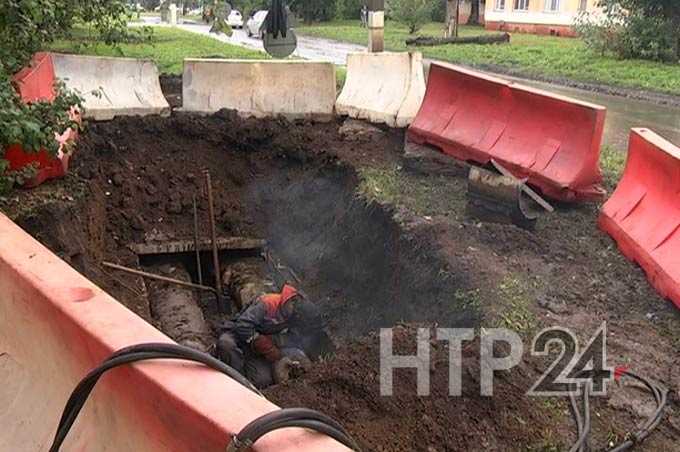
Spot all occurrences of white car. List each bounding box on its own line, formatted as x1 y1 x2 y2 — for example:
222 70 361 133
246 10 268 39
227 10 243 29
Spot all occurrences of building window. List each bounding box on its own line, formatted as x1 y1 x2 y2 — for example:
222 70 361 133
578 0 588 11
495 0 506 10
514 0 529 11
545 0 560 11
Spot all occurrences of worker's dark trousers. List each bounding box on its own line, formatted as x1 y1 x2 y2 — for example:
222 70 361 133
217 332 306 388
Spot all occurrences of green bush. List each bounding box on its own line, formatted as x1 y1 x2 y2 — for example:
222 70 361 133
336 0 363 20
389 0 435 34
0 75 83 194
619 14 677 62
430 0 446 22
0 0 147 194
575 1 679 63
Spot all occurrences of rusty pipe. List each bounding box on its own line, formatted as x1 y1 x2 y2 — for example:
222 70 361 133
204 170 226 313
102 262 217 294
192 195 204 288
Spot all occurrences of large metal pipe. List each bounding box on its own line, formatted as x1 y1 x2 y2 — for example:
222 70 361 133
146 263 212 353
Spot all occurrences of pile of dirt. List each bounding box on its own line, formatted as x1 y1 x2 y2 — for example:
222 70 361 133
266 324 562 451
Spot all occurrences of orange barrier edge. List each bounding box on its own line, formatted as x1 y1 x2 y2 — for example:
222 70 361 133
0 213 349 451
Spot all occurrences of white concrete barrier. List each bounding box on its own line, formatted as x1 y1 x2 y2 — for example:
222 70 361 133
52 54 170 120
336 52 426 128
182 59 336 120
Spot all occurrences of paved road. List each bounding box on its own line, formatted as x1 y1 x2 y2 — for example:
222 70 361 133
137 17 680 148
137 17 365 65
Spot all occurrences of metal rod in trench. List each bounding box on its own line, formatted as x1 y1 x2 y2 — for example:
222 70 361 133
102 262 217 294
203 170 227 313
192 195 204 287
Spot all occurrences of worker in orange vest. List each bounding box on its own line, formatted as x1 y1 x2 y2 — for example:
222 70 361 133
216 284 324 388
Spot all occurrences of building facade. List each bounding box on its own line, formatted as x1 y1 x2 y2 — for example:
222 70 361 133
484 0 600 37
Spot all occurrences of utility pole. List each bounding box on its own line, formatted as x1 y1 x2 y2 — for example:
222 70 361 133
366 0 384 52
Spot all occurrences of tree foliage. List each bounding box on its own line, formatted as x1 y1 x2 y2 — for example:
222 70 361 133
575 0 680 62
0 0 145 194
336 0 364 20
390 0 435 34
289 0 337 23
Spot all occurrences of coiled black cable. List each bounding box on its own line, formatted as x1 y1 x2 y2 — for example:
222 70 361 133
568 370 669 452
228 407 360 451
49 343 359 451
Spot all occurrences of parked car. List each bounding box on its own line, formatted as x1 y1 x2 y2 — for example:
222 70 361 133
227 9 243 29
246 10 268 39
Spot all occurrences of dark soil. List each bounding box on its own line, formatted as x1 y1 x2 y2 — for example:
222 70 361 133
266 325 564 451
2 108 679 451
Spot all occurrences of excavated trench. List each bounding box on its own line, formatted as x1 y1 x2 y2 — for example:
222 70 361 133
7 112 610 450
14 111 477 362
5 78 678 451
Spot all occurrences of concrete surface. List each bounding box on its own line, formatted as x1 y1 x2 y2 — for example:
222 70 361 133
183 59 336 119
336 51 425 127
52 53 170 120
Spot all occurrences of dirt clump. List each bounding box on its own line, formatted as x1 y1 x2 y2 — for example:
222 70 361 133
266 325 560 451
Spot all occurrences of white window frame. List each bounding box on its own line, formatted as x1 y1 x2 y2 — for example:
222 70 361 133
545 0 560 12
514 0 530 11
494 0 506 11
578 0 588 11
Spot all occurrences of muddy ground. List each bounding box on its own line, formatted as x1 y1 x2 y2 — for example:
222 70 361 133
1 100 679 449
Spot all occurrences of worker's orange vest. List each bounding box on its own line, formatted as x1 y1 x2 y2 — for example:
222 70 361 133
260 284 298 317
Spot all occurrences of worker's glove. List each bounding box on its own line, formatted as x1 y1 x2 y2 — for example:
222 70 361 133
273 357 305 384
251 334 282 362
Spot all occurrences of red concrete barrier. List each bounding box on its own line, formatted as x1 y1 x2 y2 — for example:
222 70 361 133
408 63 607 202
599 129 680 310
5 52 75 187
0 213 349 451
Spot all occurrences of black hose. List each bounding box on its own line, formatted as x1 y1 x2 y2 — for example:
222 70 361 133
568 370 669 452
49 343 360 452
49 343 261 452
229 408 361 451
236 407 349 439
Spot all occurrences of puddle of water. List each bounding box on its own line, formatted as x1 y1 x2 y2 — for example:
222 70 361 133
509 79 680 151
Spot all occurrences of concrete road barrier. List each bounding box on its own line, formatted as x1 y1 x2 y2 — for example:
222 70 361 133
408 63 606 202
52 53 170 120
0 213 348 451
8 52 78 187
183 59 336 120
599 129 680 310
336 52 426 128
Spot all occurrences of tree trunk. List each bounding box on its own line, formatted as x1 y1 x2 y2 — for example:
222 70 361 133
445 0 459 38
405 32 510 46
468 0 480 25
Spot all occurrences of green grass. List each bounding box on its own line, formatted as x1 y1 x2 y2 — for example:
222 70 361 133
48 26 267 74
298 20 680 96
600 144 627 189
493 275 538 335
357 165 466 217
